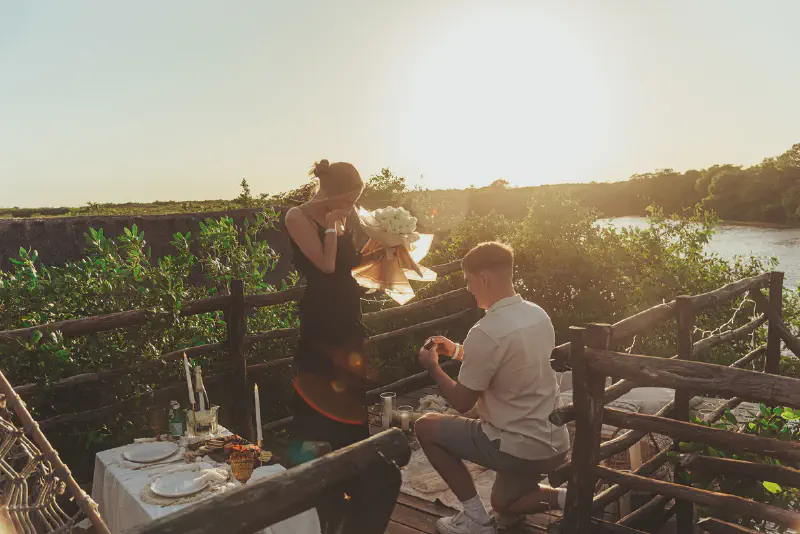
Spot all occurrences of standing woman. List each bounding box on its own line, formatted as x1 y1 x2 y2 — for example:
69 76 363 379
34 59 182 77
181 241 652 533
284 159 369 464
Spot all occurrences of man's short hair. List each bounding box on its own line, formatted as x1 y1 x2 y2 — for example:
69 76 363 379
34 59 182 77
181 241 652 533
461 242 514 274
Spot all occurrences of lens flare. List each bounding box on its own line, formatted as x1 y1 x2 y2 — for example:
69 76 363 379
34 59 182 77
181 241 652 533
293 374 367 425
348 352 363 369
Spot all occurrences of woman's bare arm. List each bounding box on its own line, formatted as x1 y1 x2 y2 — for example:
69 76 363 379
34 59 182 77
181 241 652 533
285 207 339 274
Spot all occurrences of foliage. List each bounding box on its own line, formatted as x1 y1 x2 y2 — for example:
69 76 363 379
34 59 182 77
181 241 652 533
0 211 297 477
1 182 796 487
360 168 408 208
236 178 255 207
675 405 800 532
419 194 780 359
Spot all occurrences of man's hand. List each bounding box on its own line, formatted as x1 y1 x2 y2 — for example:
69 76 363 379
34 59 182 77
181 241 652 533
418 344 440 371
425 336 456 358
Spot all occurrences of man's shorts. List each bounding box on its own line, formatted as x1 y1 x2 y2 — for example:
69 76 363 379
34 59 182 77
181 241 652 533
438 416 567 508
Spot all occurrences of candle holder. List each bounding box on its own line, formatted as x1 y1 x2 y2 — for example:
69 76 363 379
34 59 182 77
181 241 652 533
230 449 256 484
397 405 414 432
380 392 396 430
185 405 219 438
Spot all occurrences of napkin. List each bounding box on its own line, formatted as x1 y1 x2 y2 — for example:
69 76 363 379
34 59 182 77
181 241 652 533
152 461 216 479
195 468 229 486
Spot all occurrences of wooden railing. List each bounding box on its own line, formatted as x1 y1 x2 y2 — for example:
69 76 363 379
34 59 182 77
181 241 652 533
548 271 800 534
0 260 468 441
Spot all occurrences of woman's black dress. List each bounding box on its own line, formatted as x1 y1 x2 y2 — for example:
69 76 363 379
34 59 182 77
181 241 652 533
288 221 370 463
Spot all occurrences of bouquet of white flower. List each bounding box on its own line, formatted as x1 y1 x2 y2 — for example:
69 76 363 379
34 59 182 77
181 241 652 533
373 207 419 237
352 206 436 305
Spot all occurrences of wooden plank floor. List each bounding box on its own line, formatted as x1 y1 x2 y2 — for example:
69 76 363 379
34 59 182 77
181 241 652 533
372 386 563 533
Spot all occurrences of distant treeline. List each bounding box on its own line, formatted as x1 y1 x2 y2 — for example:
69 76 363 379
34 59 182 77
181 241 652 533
4 143 799 224
402 143 800 227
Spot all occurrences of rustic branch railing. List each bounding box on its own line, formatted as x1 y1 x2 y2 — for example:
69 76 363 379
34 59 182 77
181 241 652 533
549 313 767 427
1 258 469 438
551 270 800 534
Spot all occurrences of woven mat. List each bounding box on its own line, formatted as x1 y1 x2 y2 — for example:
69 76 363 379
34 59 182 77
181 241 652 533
401 447 496 511
139 466 234 507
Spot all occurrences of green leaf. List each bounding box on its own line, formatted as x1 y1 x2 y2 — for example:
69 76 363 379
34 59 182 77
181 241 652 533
761 404 771 418
763 481 782 494
31 331 42 344
781 408 800 421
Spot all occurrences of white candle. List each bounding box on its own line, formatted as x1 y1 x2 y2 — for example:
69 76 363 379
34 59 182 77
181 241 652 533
397 406 414 432
183 354 195 410
195 366 206 412
254 384 263 446
380 392 396 430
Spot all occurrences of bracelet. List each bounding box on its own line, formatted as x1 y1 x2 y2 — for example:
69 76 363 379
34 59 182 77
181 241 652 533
454 343 464 360
325 228 337 234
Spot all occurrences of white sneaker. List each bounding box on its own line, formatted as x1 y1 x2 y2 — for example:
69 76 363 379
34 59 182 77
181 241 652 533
436 512 498 534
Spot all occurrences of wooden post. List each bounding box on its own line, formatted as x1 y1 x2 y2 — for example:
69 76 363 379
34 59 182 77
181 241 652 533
674 295 695 533
227 280 254 443
561 325 608 534
766 271 784 374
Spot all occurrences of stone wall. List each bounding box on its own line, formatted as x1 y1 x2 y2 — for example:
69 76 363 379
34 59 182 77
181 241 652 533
0 208 295 285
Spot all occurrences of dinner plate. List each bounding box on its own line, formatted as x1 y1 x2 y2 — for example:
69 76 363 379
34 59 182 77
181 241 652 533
151 471 210 498
122 442 179 463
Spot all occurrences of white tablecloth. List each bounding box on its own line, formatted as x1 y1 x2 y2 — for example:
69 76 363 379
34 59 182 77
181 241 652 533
90 434 320 534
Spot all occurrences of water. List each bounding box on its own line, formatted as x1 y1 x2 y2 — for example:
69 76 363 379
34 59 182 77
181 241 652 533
602 217 800 289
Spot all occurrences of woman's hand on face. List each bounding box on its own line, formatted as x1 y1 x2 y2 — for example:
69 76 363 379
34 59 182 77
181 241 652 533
325 206 354 227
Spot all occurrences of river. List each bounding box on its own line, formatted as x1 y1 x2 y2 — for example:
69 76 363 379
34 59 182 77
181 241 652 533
603 217 800 289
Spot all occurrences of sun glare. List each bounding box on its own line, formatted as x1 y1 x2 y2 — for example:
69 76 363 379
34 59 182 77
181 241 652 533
400 12 616 189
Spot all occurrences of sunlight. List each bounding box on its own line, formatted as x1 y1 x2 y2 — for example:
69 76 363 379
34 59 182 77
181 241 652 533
400 11 616 189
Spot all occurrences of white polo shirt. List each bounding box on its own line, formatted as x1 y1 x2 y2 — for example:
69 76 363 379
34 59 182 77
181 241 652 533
457 295 570 460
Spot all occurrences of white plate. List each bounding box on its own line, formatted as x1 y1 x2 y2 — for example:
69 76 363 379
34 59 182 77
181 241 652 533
151 471 210 498
122 442 179 463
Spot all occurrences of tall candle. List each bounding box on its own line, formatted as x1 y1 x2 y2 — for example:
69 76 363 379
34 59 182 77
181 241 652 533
254 384 263 446
195 366 206 412
183 354 195 410
380 392 396 430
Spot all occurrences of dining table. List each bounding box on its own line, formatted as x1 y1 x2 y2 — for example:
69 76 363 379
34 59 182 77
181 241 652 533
85 427 321 534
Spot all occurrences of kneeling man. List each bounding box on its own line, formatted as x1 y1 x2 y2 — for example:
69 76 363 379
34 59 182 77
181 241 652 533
416 242 569 534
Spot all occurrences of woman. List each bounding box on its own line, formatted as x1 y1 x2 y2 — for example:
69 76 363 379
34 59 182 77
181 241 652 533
285 159 370 464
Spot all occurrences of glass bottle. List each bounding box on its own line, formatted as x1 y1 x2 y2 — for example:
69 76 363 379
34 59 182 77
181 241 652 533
168 400 184 437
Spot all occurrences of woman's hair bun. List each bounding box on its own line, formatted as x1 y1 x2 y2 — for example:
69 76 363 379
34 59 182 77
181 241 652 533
309 159 331 178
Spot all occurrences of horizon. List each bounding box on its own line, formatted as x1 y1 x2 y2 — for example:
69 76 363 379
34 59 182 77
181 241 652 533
2 1 799 208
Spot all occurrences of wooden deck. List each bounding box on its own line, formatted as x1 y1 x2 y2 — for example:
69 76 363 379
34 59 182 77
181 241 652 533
372 386 563 534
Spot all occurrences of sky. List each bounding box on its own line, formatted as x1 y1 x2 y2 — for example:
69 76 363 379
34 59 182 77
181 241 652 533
1 1 799 208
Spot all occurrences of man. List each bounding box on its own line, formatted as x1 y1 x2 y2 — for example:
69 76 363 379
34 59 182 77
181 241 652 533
416 242 570 534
